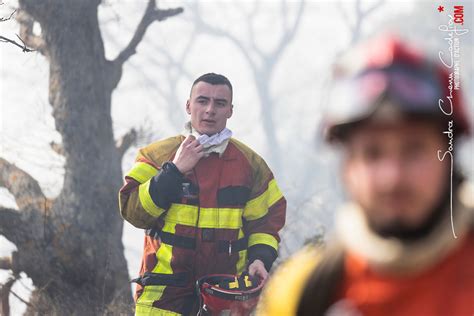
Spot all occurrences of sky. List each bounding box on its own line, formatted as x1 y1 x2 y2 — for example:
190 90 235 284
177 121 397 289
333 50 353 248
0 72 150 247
1 0 472 314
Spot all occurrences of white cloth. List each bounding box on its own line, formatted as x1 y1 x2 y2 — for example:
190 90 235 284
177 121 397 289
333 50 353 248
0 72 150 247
335 181 474 275
182 122 232 157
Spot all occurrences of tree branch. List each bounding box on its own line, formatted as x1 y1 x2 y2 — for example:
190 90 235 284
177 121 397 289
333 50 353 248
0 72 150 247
113 0 183 67
0 8 15 22
0 257 12 270
189 2 258 75
336 1 353 37
272 0 305 64
0 35 35 52
8 289 31 309
0 207 21 225
0 277 15 316
349 0 385 45
0 273 31 316
363 0 384 18
106 0 183 91
0 158 48 211
50 142 64 156
0 207 23 245
116 128 137 158
0 252 18 273
16 9 47 55
237 2 262 58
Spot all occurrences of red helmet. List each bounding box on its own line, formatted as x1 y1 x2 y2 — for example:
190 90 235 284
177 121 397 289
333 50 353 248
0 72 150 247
196 274 264 316
325 35 471 142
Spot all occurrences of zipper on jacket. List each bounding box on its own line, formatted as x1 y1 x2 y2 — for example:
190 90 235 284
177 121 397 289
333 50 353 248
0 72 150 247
192 168 200 283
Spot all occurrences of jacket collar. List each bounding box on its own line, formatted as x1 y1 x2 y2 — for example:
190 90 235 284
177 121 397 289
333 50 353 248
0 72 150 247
182 122 232 157
335 181 474 275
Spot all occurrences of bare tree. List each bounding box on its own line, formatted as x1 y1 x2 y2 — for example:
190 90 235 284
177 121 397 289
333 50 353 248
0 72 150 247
148 32 198 129
187 0 305 171
281 0 386 256
0 4 34 52
116 29 197 130
337 0 385 47
0 0 182 314
101 12 198 133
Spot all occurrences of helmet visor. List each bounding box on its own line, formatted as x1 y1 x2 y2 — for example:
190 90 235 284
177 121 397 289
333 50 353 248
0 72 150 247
328 65 444 127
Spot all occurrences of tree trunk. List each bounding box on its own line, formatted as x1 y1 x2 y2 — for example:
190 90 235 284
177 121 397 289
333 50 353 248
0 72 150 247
18 1 130 315
0 1 182 314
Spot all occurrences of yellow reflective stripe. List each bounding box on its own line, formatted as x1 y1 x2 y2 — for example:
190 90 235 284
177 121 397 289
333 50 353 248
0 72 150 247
152 222 175 274
135 304 181 315
165 204 243 229
236 229 247 274
248 233 279 251
126 162 158 184
136 223 176 308
138 180 165 218
135 286 166 309
243 179 283 221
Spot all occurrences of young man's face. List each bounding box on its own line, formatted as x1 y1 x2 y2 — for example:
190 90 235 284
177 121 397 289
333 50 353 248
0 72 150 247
343 119 450 237
186 81 233 136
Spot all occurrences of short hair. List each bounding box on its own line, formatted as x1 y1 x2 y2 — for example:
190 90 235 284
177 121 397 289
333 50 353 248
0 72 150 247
190 73 233 101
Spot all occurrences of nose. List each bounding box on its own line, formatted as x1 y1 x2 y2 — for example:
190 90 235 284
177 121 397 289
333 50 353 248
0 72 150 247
205 100 217 115
377 157 404 190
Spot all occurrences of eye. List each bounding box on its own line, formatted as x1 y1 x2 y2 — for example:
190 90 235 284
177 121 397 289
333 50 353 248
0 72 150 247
403 141 427 160
197 99 207 105
362 144 383 162
216 101 226 107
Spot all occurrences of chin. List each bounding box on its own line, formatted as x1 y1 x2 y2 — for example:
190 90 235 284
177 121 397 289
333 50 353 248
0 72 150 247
196 126 211 135
200 126 221 135
369 209 443 241
201 129 215 136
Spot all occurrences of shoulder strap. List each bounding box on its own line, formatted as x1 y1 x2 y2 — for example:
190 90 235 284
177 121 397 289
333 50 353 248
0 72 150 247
296 245 345 316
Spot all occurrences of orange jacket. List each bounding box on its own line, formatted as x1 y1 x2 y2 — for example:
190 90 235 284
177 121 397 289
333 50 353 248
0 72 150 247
119 135 286 315
336 231 474 316
258 231 474 316
258 182 474 316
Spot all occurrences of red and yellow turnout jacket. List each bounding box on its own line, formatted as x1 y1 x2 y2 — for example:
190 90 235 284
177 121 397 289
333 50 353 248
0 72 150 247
119 135 286 315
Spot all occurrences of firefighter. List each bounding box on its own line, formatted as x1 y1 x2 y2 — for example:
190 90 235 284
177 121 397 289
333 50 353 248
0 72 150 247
258 37 473 316
119 73 286 315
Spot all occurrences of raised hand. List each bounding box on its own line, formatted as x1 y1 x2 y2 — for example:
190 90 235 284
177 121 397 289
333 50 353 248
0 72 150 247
172 135 204 174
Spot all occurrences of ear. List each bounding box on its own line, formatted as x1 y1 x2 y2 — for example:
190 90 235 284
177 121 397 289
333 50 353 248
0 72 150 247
341 153 355 198
227 104 234 118
185 100 191 115
341 158 349 185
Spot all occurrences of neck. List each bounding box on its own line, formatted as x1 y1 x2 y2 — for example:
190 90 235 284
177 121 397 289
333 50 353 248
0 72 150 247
372 171 463 242
336 179 472 275
190 123 223 137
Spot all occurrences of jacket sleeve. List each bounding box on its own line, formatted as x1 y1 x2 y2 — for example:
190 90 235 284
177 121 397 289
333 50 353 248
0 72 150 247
256 246 320 316
118 149 184 229
243 159 286 272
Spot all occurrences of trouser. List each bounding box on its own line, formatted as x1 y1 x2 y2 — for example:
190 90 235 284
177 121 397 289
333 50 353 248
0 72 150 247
134 271 199 315
134 230 248 315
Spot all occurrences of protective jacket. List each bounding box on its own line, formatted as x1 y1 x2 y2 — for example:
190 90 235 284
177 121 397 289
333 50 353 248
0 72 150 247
258 181 474 316
119 135 286 315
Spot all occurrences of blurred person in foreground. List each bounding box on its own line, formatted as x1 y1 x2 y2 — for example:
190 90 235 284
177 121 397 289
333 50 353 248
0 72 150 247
258 37 473 316
119 73 286 315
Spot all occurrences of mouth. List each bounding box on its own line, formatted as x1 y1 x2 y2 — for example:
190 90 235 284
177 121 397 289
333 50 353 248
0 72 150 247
201 119 216 124
378 194 414 211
